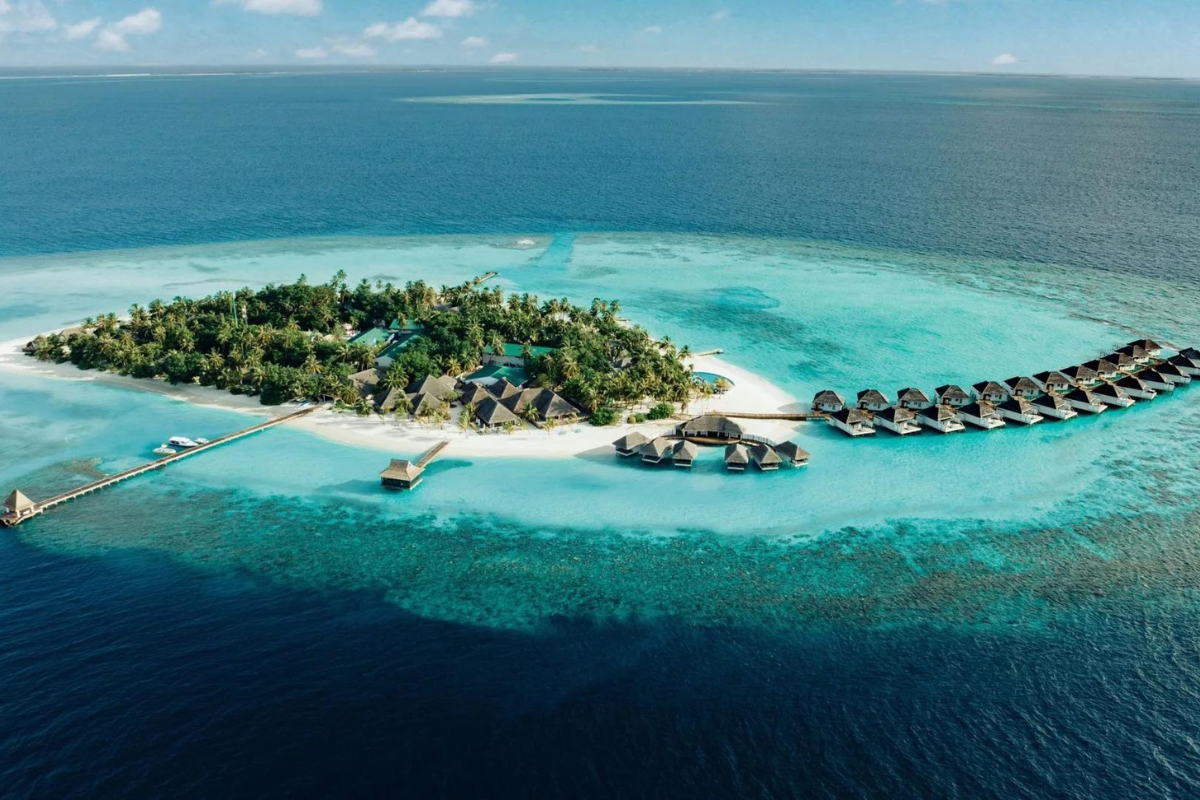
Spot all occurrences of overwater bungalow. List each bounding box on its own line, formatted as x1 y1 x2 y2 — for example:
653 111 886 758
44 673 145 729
4 490 36 520
1168 353 1200 377
1063 387 1108 414
1180 347 1200 361
612 432 651 457
379 459 423 490
1106 352 1137 373
672 440 698 468
995 397 1044 425
1137 368 1175 393
1003 376 1041 400
773 441 811 466
812 390 846 413
1032 371 1074 394
827 408 875 437
1090 382 1135 408
676 414 745 440
1032 393 1078 421
918 404 965 433
896 388 931 410
1128 339 1164 358
749 443 783 472
958 401 1005 430
872 407 921 435
972 381 1009 404
1154 362 1191 385
474 396 522 428
856 389 891 412
1060 365 1100 387
641 437 675 465
1115 344 1151 364
935 385 971 408
1082 359 1122 381
1114 374 1157 401
725 443 750 472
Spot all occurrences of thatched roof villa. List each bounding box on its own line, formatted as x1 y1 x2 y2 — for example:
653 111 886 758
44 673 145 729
641 437 676 465
1032 392 1078 420
474 396 521 428
1128 338 1164 357
724 443 750 471
856 389 891 412
995 397 1044 425
749 443 783 471
1082 359 1121 381
812 390 845 413
972 381 1009 404
827 408 875 437
958 401 1005 430
612 432 650 457
1060 365 1099 386
1063 387 1108 414
1003 376 1040 399
917 404 966 433
672 440 698 468
1032 371 1073 394
675 414 745 440
896 387 931 410
872 406 920 435
379 459 423 490
773 441 811 466
1114 374 1157 400
934 385 970 408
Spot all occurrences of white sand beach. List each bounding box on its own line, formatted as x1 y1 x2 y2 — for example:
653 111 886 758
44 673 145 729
0 333 802 460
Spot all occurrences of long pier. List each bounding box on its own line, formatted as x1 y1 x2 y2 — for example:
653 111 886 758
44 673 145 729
415 440 450 468
472 271 499 286
719 411 828 421
1 405 320 528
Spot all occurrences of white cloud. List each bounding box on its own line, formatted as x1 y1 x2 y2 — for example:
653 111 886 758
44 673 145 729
94 8 161 52
490 52 517 64
992 53 1018 66
712 9 729 21
461 35 487 47
64 17 102 41
578 43 600 54
0 0 57 34
640 25 662 34
216 0 322 16
365 18 442 41
248 47 269 58
330 40 375 57
422 0 475 17
295 45 326 58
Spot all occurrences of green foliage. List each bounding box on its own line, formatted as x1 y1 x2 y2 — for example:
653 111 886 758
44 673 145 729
589 407 620 426
646 402 674 420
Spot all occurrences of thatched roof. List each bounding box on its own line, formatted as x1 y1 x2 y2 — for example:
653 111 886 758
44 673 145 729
502 388 542 415
458 383 492 406
642 437 675 459
1033 393 1070 411
1060 365 1098 383
1115 344 1147 360
935 384 969 401
375 387 405 412
1003 377 1039 393
812 390 845 406
672 440 699 461
475 396 520 426
896 387 930 404
349 367 383 398
1129 338 1163 352
998 397 1036 413
1116 375 1148 390
857 389 890 406
1157 362 1186 378
774 441 811 463
1092 382 1127 399
1140 369 1168 383
1106 352 1135 368
749 443 782 467
972 381 1008 397
676 414 745 438
534 390 578 420
830 408 871 424
1168 354 1200 369
406 374 454 400
724 443 749 465
1082 359 1119 374
5 490 34 513
960 401 996 417
1065 388 1099 403
1180 347 1200 360
920 405 959 422
408 392 442 416
489 378 523 400
379 459 421 481
1033 371 1072 386
874 407 915 423
613 432 651 450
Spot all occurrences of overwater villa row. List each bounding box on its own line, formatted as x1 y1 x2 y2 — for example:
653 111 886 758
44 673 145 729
813 339 1200 437
611 414 811 472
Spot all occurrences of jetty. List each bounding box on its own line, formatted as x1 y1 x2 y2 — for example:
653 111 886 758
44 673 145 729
1 406 320 528
694 348 724 357
379 440 450 491
614 414 810 471
472 272 498 286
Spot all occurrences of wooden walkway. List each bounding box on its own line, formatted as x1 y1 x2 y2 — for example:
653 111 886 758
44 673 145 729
472 272 498 286
719 411 827 421
1 406 320 528
694 348 723 357
415 440 450 468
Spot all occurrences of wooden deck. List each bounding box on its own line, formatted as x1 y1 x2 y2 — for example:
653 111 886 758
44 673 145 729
472 272 499 286
717 411 828 421
1 405 320 528
415 440 450 468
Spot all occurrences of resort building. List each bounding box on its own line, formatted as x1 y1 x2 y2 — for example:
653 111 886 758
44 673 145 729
379 459 424 490
1137 368 1175 393
641 437 676 465
481 343 555 368
675 415 745 440
349 367 384 399
995 397 1044 425
1154 362 1191 385
1128 339 1164 358
1114 375 1157 401
4 490 36 520
724 443 750 472
1003 376 1041 400
856 389 891 412
672 440 698 468
501 387 580 421
1032 393 1078 420
1063 388 1108 414
773 442 811 467
457 382 493 408
1032 371 1074 394
827 408 875 437
958 401 1005 430
872 407 921 435
374 387 405 413
1060 365 1100 387
1106 353 1137 373
895 388 931 410
349 327 393 348
918 404 966 433
612 432 650 457
1091 382 1135 408
972 381 1009 405
934 385 971 408
812 390 846 413
749 444 782 472
489 378 524 401
406 375 456 401
1115 344 1151 364
1081 359 1121 381
1167 353 1200 377
474 396 522 429
1180 347 1200 361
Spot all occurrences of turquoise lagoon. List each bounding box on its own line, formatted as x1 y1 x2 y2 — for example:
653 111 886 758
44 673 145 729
3 232 1200 629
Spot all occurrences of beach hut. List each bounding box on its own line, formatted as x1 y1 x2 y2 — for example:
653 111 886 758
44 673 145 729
1032 393 1078 421
612 432 650 457
724 443 750 472
1105 353 1137 373
1167 353 1200 377
958 401 1006 430
349 367 384 399
872 407 921 435
407 375 455 401
1090 382 1135 408
1060 365 1100 387
675 414 745 440
374 387 406 413
1154 362 1191 385
934 385 970 408
896 388 932 410
918 404 966 433
533 389 581 420
458 382 493 407
971 381 1009 404
856 389 891 412
1063 387 1108 414
379 459 423 490
474 396 522 429
995 397 1044 425
827 408 875 437
672 440 698 468
4 490 35 518
1128 339 1164 358
774 441 811 467
641 437 675 465
1082 359 1122 381
1003 376 1041 400
488 377 523 400
1114 375 1157 401
1137 368 1175 393
749 443 783 472
1032 371 1074 394
812 390 846 413
1115 344 1151 365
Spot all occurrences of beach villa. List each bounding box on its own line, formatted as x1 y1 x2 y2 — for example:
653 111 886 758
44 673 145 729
1168 353 1200 377
1082 359 1122 381
773 442 811 467
1032 393 1079 420
918 404 966 433
676 415 745 440
749 443 782 471
1063 387 1108 414
896 388 931 410
995 397 1044 425
857 389 891 412
972 381 1009 404
1114 375 1157 400
640 437 676 465
934 385 971 408
1128 338 1164 358
1138 368 1175 393
1154 362 1191 385
1003 377 1041 400
474 396 522 429
1060 365 1100 387
827 408 875 437
724 443 750 471
1032 371 1073 394
872 407 921 435
1091 382 1136 408
612 432 651 457
958 401 1006 430
812 390 846 413
672 440 699 468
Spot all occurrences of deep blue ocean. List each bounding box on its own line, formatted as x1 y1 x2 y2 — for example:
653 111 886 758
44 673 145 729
4 69 1200 798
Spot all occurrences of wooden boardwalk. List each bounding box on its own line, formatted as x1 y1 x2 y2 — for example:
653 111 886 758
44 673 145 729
415 440 450 468
472 272 499 286
717 411 827 421
694 348 724 357
1 405 320 528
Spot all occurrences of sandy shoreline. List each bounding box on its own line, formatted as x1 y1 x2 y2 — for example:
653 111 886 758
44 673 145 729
0 333 801 460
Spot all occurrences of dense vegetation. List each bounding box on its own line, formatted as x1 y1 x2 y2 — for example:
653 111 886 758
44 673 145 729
25 273 699 411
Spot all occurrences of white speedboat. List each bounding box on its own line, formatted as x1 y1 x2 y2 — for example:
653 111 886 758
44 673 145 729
168 436 200 449
195 438 210 445
153 445 177 456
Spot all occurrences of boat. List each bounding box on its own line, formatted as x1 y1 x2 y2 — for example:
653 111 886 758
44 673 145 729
168 436 200 449
195 438 210 445
153 445 177 456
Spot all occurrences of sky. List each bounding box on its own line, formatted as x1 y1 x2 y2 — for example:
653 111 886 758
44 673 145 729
1 0 1200 77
